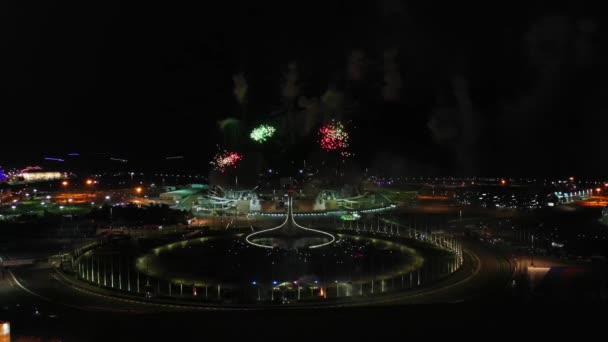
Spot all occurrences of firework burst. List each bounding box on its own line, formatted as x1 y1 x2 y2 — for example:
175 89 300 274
250 124 276 143
319 120 350 151
211 150 243 173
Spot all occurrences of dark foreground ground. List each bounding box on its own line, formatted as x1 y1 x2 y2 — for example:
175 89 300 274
3 300 608 341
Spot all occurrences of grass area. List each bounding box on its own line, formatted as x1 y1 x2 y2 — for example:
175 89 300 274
381 190 418 203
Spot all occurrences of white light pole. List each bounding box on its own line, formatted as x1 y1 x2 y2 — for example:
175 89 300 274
127 265 131 291
110 258 114 288
531 234 535 266
118 259 122 290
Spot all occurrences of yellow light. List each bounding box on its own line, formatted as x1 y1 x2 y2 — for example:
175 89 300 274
136 187 143 194
86 179 93 185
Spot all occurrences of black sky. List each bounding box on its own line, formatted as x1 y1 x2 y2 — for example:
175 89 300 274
2 2 607 176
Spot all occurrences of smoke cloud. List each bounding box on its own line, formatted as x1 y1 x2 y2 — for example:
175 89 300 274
347 50 367 81
382 48 402 102
281 61 299 101
232 73 248 106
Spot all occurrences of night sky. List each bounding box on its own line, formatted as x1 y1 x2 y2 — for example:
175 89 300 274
3 2 607 176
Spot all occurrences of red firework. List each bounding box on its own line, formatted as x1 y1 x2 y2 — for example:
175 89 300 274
319 121 349 151
211 150 243 173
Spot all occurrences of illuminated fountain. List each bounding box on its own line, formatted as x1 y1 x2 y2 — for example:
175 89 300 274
245 196 335 249
70 197 463 305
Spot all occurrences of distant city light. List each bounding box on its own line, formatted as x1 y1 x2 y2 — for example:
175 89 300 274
0 166 7 182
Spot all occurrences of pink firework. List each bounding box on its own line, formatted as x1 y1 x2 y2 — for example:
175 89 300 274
211 150 243 173
319 121 349 151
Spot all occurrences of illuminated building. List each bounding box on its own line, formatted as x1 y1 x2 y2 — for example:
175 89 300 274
20 171 64 182
0 321 9 342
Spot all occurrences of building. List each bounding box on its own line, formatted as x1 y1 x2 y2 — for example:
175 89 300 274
158 184 208 205
16 171 65 183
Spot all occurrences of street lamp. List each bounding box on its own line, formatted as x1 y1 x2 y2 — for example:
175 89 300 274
530 234 534 267
252 281 260 301
61 180 70 200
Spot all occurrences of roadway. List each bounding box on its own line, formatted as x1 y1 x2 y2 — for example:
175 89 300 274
0 232 516 340
2 233 513 313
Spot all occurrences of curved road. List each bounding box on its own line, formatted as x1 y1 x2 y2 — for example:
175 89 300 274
3 235 513 314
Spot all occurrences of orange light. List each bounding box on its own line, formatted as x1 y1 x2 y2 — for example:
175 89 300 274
135 187 143 194
0 320 10 342
61 180 69 186
604 183 608 187
596 188 602 192
500 179 507 185
319 287 324 297
86 179 93 185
